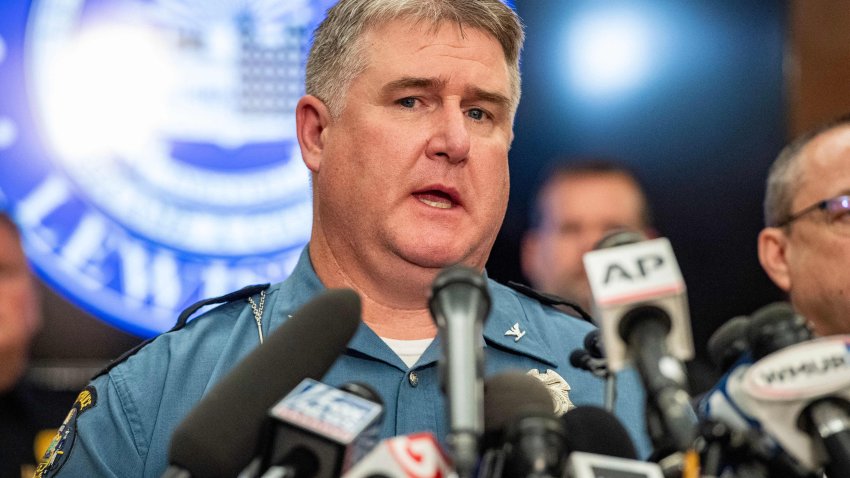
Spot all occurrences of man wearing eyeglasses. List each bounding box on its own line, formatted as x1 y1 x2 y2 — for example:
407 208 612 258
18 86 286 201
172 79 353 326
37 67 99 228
758 114 850 336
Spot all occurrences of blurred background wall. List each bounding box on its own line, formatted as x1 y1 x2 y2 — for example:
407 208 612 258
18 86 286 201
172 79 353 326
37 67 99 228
1 0 849 392
494 0 850 369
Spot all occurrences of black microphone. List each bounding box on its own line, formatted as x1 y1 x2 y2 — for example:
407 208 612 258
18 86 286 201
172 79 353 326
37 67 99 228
583 330 605 359
801 398 850 478
568 349 601 375
746 301 812 361
561 406 664 478
479 371 566 478
699 302 830 478
428 265 491 478
569 330 615 411
562 406 637 459
583 230 697 452
569 330 606 373
250 380 384 478
707 315 750 374
164 288 362 478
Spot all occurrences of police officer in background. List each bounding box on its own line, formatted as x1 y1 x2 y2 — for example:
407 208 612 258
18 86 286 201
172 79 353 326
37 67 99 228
0 200 76 477
521 158 719 394
521 158 655 315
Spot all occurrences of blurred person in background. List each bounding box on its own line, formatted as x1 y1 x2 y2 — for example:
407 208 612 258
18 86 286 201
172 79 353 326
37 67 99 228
521 158 717 393
521 158 655 314
0 203 74 478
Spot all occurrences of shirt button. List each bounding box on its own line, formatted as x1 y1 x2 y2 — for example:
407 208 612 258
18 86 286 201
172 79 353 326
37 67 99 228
408 371 419 387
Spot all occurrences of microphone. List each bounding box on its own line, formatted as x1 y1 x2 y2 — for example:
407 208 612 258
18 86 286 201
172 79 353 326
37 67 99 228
583 330 605 359
569 331 606 374
479 371 566 478
562 406 637 460
701 302 813 434
745 301 813 361
707 315 750 374
164 288 362 478
738 334 850 475
699 302 824 477
428 265 491 478
592 228 647 250
569 330 615 410
340 432 453 478
803 398 850 478
561 406 664 478
582 231 697 452
568 349 605 378
249 380 384 478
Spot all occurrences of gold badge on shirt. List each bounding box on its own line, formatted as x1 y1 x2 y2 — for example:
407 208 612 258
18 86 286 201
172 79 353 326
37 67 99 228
527 368 575 416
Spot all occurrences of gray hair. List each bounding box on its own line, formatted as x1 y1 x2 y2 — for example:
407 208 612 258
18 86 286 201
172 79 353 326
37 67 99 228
306 0 524 118
764 113 850 227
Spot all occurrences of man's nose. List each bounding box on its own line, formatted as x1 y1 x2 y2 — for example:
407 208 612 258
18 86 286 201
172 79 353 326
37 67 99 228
425 106 471 164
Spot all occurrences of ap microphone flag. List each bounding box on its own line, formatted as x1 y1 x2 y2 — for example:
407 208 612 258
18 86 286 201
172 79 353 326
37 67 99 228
583 237 693 371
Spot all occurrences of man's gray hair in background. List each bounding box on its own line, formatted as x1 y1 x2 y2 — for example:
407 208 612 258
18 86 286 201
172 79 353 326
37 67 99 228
764 113 850 228
306 0 525 118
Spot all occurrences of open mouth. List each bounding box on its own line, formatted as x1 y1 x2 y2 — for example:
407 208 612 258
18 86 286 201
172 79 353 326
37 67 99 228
413 189 458 209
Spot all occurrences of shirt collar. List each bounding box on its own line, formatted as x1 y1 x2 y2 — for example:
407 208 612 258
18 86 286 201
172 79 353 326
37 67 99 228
272 247 557 369
481 281 559 368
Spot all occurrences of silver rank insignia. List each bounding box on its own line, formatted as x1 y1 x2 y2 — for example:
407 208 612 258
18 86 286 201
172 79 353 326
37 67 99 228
527 368 574 416
504 322 526 342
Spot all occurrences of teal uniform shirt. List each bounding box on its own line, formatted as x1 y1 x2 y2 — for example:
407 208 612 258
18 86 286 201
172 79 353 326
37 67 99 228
42 248 650 477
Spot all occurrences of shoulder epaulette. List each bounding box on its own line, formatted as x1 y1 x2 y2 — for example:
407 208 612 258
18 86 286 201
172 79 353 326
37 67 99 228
505 281 595 324
91 283 271 380
172 283 271 330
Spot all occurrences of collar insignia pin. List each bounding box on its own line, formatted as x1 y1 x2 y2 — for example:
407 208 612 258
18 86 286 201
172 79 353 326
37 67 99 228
505 322 526 342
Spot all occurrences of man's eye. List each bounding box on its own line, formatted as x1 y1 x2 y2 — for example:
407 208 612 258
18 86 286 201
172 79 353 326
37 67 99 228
826 196 850 224
467 108 486 121
398 97 417 108
830 208 850 224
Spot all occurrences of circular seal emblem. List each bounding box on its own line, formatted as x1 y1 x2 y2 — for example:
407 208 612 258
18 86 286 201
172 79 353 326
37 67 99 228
0 0 336 336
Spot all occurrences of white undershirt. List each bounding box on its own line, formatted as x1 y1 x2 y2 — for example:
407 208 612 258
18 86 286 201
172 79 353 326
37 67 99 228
380 337 434 368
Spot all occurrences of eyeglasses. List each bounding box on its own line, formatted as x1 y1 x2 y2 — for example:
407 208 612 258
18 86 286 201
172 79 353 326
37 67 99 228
773 194 850 231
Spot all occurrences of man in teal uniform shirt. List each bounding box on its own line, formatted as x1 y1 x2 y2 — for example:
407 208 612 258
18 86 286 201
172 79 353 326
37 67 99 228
41 1 650 476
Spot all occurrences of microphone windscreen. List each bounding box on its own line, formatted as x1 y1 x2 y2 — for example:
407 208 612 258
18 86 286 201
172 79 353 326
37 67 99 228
561 406 638 460
428 264 491 326
592 228 647 250
569 349 592 370
583 329 605 359
747 302 812 361
707 315 750 373
168 288 362 478
483 370 554 435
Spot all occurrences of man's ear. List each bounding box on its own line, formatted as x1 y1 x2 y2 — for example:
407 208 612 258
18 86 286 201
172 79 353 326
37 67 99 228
296 95 332 173
758 227 792 292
